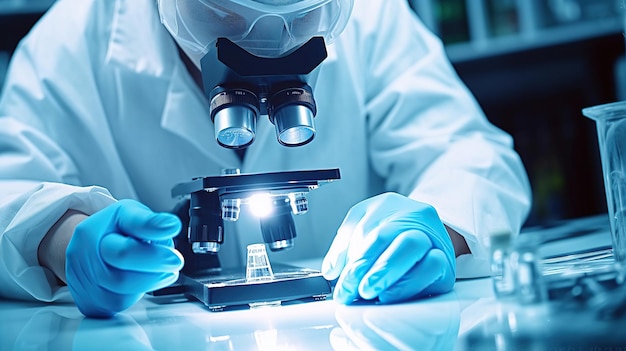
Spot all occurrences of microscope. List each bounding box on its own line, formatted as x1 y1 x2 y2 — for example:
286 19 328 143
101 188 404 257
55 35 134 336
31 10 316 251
155 36 341 311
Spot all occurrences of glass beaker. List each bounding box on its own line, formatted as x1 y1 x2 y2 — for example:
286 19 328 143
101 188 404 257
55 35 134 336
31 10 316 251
583 101 626 265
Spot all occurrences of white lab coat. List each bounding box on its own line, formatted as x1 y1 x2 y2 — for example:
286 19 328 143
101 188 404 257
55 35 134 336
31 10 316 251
0 0 531 303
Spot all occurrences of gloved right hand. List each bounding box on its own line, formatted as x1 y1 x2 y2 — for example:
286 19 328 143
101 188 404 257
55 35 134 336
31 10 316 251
322 193 456 304
66 199 184 318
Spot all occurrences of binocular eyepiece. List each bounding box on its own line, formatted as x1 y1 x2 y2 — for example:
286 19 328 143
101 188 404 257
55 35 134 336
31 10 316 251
200 37 328 151
211 85 317 149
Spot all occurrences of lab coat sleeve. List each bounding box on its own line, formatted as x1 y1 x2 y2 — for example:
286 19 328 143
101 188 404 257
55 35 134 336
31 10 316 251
357 1 532 277
0 0 118 301
0 180 115 302
0 119 116 302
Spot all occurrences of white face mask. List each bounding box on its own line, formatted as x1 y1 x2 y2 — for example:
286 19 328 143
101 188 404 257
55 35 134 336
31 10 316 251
157 0 353 68
252 0 306 4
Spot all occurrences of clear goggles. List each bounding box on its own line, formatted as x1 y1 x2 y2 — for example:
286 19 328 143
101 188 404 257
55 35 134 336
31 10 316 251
157 0 353 66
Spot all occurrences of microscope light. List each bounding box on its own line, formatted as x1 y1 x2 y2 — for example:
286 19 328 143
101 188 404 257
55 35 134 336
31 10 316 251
249 193 275 218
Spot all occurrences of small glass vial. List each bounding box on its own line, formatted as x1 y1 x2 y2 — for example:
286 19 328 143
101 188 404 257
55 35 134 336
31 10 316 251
511 235 547 304
490 231 516 299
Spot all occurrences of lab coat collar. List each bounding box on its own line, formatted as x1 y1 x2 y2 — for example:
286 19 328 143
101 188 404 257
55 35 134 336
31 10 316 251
104 0 240 168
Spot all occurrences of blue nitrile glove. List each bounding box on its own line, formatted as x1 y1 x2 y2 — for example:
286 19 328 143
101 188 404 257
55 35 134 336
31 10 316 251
322 192 456 304
66 199 184 318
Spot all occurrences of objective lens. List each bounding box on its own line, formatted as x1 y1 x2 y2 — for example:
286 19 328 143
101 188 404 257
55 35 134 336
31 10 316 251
259 196 296 251
289 192 309 215
189 190 224 254
221 198 241 221
220 169 242 221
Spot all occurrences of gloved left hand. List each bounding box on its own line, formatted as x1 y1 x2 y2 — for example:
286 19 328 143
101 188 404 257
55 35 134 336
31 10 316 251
322 192 456 304
66 199 184 318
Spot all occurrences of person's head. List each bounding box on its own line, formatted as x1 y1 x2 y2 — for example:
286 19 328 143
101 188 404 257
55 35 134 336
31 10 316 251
157 0 354 68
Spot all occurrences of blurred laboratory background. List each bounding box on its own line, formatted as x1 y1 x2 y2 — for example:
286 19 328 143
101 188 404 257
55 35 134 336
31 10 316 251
1 0 625 227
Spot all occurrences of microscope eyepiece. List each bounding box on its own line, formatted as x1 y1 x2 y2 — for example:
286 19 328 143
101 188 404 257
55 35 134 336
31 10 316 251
269 86 317 147
200 37 327 150
210 89 260 149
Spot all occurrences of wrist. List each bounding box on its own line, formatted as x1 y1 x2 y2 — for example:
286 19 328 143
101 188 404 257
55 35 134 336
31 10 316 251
38 209 88 284
445 225 470 257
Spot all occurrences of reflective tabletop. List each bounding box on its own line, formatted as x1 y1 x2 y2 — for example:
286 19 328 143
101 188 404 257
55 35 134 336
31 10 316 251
0 279 478 351
2 216 625 350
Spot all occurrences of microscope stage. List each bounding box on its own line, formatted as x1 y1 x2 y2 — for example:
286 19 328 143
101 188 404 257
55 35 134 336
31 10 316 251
182 264 332 311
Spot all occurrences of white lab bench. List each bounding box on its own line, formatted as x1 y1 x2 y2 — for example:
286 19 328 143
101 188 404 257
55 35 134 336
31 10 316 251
1 215 624 350
0 278 485 350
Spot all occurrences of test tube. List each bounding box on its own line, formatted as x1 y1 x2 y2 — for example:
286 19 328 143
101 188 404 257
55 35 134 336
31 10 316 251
246 244 275 282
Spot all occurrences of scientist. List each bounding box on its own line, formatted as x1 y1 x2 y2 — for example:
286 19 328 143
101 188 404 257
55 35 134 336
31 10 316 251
0 0 531 318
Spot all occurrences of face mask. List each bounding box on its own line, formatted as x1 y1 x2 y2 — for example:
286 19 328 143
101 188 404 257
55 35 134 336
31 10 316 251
157 0 354 68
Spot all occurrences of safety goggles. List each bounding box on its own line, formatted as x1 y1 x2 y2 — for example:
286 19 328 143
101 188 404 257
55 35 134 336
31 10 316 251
157 0 353 64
